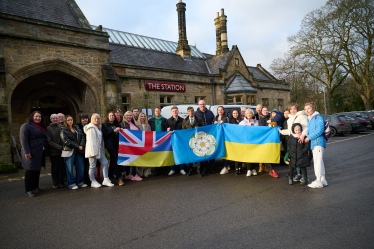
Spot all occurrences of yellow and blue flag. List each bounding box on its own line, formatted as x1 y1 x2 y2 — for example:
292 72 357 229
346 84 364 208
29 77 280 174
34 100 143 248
222 123 280 163
117 129 174 167
172 124 226 165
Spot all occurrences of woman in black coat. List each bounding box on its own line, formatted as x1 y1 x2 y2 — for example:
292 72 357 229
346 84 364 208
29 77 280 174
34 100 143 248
61 115 86 189
102 111 124 186
286 123 312 185
20 111 47 197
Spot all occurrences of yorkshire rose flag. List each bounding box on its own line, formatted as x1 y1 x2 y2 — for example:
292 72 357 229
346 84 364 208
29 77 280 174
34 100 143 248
117 129 174 167
222 123 280 163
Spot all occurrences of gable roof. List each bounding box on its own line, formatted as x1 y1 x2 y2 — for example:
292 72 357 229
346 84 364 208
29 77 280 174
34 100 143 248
247 66 277 82
95 25 206 59
0 0 91 29
206 50 234 74
225 75 257 93
110 44 210 74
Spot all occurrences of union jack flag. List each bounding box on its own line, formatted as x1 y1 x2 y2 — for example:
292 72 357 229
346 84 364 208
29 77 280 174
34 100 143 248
117 129 173 166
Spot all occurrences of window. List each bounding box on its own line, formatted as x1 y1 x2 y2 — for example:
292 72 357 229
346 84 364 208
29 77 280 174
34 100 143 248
160 95 173 107
326 116 331 122
227 95 243 105
247 95 255 105
195 96 205 103
277 99 284 112
122 94 130 111
262 98 269 107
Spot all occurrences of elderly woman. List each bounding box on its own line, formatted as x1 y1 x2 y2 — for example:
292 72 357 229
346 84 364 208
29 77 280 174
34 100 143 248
20 111 47 197
46 114 65 189
239 109 259 176
84 113 114 188
61 115 86 189
136 112 152 178
123 111 142 181
279 103 309 181
304 103 327 188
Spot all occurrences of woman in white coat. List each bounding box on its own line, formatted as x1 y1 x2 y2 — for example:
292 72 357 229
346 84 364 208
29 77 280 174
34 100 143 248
279 103 308 181
84 113 114 188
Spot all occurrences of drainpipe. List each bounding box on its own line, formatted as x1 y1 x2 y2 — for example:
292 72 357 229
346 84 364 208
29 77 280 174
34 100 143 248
210 79 216 105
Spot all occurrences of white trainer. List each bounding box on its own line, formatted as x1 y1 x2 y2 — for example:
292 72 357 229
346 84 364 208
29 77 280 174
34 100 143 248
322 179 328 186
180 169 186 175
168 170 175 176
220 168 229 174
246 170 252 177
252 169 257 176
308 181 323 188
91 179 102 188
102 178 114 187
69 184 78 190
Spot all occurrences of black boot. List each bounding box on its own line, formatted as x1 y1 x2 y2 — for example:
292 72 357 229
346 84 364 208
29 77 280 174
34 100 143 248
289 176 294 185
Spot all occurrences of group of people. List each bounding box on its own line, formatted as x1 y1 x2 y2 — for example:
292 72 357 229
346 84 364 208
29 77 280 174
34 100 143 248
19 100 327 197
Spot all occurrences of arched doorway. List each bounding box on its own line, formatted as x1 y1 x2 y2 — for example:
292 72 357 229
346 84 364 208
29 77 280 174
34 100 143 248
10 70 97 141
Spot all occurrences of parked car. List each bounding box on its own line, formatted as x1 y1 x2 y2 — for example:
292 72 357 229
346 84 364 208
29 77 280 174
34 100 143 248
322 115 352 136
161 104 256 119
336 112 372 130
336 114 368 133
357 111 374 129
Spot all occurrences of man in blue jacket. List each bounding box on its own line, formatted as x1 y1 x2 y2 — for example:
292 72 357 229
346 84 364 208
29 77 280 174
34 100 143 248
195 100 216 174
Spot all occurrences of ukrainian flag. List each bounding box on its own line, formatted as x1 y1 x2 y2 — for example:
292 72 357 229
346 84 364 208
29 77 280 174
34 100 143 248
222 123 280 163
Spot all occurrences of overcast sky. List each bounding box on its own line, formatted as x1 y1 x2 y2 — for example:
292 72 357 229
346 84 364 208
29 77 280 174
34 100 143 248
76 0 327 70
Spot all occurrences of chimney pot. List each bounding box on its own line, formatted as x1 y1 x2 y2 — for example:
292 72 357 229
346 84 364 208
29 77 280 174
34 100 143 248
221 8 224 16
216 12 219 18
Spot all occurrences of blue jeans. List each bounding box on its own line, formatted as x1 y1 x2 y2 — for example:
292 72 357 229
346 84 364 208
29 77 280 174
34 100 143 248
170 164 185 171
296 167 307 176
64 150 85 187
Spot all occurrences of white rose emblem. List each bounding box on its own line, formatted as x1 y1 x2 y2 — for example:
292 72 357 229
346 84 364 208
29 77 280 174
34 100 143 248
189 131 217 157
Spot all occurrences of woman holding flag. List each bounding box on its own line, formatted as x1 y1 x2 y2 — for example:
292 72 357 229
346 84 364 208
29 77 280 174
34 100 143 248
136 112 152 178
258 107 279 178
123 111 142 181
239 109 259 177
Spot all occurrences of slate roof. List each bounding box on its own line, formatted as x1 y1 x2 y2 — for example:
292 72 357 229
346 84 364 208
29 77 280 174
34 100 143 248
0 0 90 28
247 66 276 81
95 26 206 59
110 44 210 74
225 75 257 93
206 50 234 74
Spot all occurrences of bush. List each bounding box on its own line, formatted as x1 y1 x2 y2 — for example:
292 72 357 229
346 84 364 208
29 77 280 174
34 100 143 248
0 163 18 174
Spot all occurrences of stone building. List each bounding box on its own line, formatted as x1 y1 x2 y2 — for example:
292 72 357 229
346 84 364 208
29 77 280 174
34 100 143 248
0 0 290 163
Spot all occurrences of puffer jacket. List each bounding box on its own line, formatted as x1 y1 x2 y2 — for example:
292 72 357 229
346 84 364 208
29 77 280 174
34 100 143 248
61 125 85 151
280 110 308 137
239 117 259 126
213 114 229 124
307 111 326 150
195 108 215 125
84 123 103 158
269 109 285 128
287 123 312 168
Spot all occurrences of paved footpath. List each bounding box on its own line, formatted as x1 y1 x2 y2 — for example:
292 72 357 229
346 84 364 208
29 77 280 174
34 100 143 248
1 131 373 249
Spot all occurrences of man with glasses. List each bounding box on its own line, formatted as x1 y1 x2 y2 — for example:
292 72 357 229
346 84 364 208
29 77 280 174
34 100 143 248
194 100 216 174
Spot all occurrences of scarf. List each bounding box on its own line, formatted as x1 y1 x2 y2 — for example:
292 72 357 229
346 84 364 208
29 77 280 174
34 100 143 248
116 117 121 123
32 121 45 134
292 133 301 138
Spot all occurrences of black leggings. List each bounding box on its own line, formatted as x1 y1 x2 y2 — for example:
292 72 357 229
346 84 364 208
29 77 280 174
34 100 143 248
25 170 40 192
235 162 256 170
289 166 307 179
125 166 137 176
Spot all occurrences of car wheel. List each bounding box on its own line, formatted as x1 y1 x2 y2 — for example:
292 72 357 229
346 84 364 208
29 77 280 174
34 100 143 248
331 127 337 137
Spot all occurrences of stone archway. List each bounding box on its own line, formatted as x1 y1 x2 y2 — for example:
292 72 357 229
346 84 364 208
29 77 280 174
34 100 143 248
6 58 102 122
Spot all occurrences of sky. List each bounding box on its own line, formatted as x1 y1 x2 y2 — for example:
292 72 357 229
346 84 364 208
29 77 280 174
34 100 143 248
76 0 327 70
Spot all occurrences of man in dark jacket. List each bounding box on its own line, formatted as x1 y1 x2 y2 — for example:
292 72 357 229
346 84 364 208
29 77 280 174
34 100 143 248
166 106 186 176
149 107 169 176
254 104 262 120
194 100 215 174
46 114 65 189
182 107 206 177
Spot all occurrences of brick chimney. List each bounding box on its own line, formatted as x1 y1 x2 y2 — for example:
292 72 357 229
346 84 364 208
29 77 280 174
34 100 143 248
220 8 229 53
176 0 191 57
214 12 221 55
